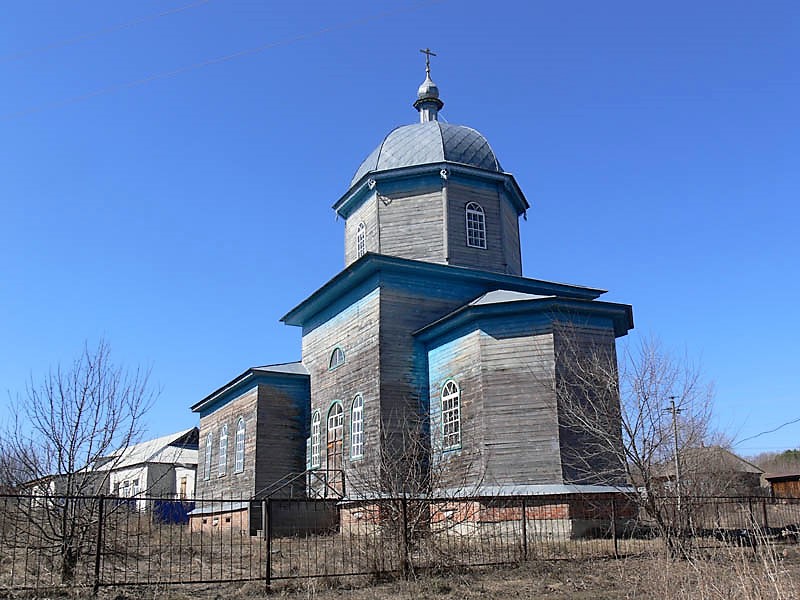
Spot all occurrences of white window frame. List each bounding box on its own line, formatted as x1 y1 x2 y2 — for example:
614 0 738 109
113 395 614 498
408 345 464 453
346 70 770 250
311 411 321 468
218 424 228 476
465 202 487 249
329 347 345 370
441 380 462 450
350 394 364 459
204 432 212 481
356 222 367 258
234 417 245 474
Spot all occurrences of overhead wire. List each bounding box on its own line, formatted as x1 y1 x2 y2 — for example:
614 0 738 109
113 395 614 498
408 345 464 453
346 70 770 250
0 0 214 64
0 0 444 122
735 415 800 445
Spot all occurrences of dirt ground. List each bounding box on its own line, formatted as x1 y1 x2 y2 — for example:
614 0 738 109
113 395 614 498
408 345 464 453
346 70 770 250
85 551 800 600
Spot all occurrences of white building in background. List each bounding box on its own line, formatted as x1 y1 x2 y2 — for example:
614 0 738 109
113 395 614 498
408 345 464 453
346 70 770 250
97 428 199 509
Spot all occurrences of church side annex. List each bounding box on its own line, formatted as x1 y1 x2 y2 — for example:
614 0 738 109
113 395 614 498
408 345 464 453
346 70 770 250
190 54 634 536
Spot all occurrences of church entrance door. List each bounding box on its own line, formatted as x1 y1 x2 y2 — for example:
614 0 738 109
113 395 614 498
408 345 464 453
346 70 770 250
326 403 344 495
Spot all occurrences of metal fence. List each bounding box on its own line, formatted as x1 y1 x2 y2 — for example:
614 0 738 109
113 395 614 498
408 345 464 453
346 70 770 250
0 492 798 593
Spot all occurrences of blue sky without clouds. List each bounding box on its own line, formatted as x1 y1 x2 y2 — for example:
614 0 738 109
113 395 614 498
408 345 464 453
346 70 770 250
1 0 798 456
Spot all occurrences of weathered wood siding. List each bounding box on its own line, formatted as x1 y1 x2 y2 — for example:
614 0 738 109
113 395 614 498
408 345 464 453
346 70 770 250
377 187 445 264
446 180 521 275
427 330 486 491
344 192 379 266
301 287 382 495
499 190 522 275
552 322 627 486
197 387 259 499
479 326 562 485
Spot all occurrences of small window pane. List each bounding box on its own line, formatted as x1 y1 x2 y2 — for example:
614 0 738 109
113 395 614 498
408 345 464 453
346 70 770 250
441 380 461 450
329 347 345 370
466 202 487 249
351 395 364 459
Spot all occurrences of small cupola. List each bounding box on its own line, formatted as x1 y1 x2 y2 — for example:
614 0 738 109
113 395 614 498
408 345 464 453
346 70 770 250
414 48 444 122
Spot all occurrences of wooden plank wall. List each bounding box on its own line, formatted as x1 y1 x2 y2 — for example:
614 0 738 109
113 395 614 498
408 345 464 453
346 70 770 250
344 192 378 267
377 189 445 264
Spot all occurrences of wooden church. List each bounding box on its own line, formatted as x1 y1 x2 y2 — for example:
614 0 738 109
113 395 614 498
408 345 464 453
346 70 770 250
190 57 634 525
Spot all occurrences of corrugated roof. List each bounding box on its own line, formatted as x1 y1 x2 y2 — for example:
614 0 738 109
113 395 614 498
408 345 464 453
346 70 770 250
98 428 199 470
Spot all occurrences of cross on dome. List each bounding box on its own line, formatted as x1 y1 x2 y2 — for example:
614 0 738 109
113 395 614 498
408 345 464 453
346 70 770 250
414 47 443 122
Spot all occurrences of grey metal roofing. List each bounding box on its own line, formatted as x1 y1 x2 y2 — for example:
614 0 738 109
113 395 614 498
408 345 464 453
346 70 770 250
97 428 199 471
252 361 308 376
351 121 502 186
469 290 555 306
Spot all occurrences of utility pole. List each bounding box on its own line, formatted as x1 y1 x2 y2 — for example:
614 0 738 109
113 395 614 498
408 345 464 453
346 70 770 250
665 397 682 515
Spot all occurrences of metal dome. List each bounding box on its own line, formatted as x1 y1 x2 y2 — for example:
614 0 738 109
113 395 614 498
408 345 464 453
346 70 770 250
351 121 503 187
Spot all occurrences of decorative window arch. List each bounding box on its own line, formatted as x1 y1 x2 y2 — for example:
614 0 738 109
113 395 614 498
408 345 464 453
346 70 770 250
329 347 346 370
204 432 212 481
441 380 462 450
356 222 367 258
218 424 228 476
311 411 321 468
465 202 487 249
234 417 245 473
350 394 364 459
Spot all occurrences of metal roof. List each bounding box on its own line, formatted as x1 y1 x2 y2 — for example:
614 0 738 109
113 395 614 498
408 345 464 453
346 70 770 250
351 121 502 186
469 290 555 306
98 428 199 470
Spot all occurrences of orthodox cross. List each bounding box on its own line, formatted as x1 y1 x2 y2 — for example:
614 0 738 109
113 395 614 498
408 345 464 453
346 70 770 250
420 47 437 74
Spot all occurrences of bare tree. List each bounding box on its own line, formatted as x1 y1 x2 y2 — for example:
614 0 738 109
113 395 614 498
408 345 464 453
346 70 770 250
0 339 155 583
553 324 717 551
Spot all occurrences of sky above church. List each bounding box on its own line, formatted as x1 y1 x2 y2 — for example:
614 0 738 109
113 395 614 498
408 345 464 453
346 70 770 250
1 0 798 457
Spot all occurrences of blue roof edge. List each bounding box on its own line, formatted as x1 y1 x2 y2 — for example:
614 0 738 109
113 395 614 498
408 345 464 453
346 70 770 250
332 162 530 220
191 362 308 414
413 296 635 343
280 253 607 328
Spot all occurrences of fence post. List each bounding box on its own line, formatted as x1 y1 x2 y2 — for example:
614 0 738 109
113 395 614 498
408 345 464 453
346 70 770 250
611 497 619 559
521 498 528 561
263 499 272 589
93 495 105 595
761 498 769 533
401 496 409 580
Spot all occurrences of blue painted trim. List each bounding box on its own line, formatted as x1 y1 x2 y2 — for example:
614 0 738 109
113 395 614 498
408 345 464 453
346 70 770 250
333 162 529 219
281 254 606 327
414 297 633 344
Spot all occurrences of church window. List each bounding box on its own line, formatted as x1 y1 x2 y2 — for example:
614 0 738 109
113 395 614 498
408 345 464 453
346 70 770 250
441 380 461 450
218 424 228 476
465 202 487 249
311 411 321 468
327 402 344 485
203 433 212 481
329 347 345 370
350 394 364 459
234 417 245 473
356 222 367 258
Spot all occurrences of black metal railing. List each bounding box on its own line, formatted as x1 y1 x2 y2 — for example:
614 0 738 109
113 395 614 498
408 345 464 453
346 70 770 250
0 492 798 593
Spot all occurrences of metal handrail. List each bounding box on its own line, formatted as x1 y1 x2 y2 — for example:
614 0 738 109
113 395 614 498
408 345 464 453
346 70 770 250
252 469 345 500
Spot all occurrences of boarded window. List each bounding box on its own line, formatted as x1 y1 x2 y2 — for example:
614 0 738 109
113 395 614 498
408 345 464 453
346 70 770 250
351 394 364 459
218 424 228 476
329 347 345 370
441 380 462 450
234 417 245 473
465 202 487 249
204 433 212 481
311 412 321 468
356 222 367 258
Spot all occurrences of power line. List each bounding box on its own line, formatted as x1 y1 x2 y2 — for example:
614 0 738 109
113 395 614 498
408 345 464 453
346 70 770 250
736 415 800 445
1 0 443 122
0 0 214 64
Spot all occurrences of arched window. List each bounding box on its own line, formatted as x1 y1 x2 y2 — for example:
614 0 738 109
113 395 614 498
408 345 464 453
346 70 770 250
311 411 321 468
356 222 367 258
465 202 487 249
204 432 212 481
350 394 364 459
218 424 228 476
441 380 462 450
234 418 245 473
329 347 345 370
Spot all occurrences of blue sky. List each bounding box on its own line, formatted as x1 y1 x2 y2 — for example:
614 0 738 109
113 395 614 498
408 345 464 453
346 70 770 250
1 0 797 456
